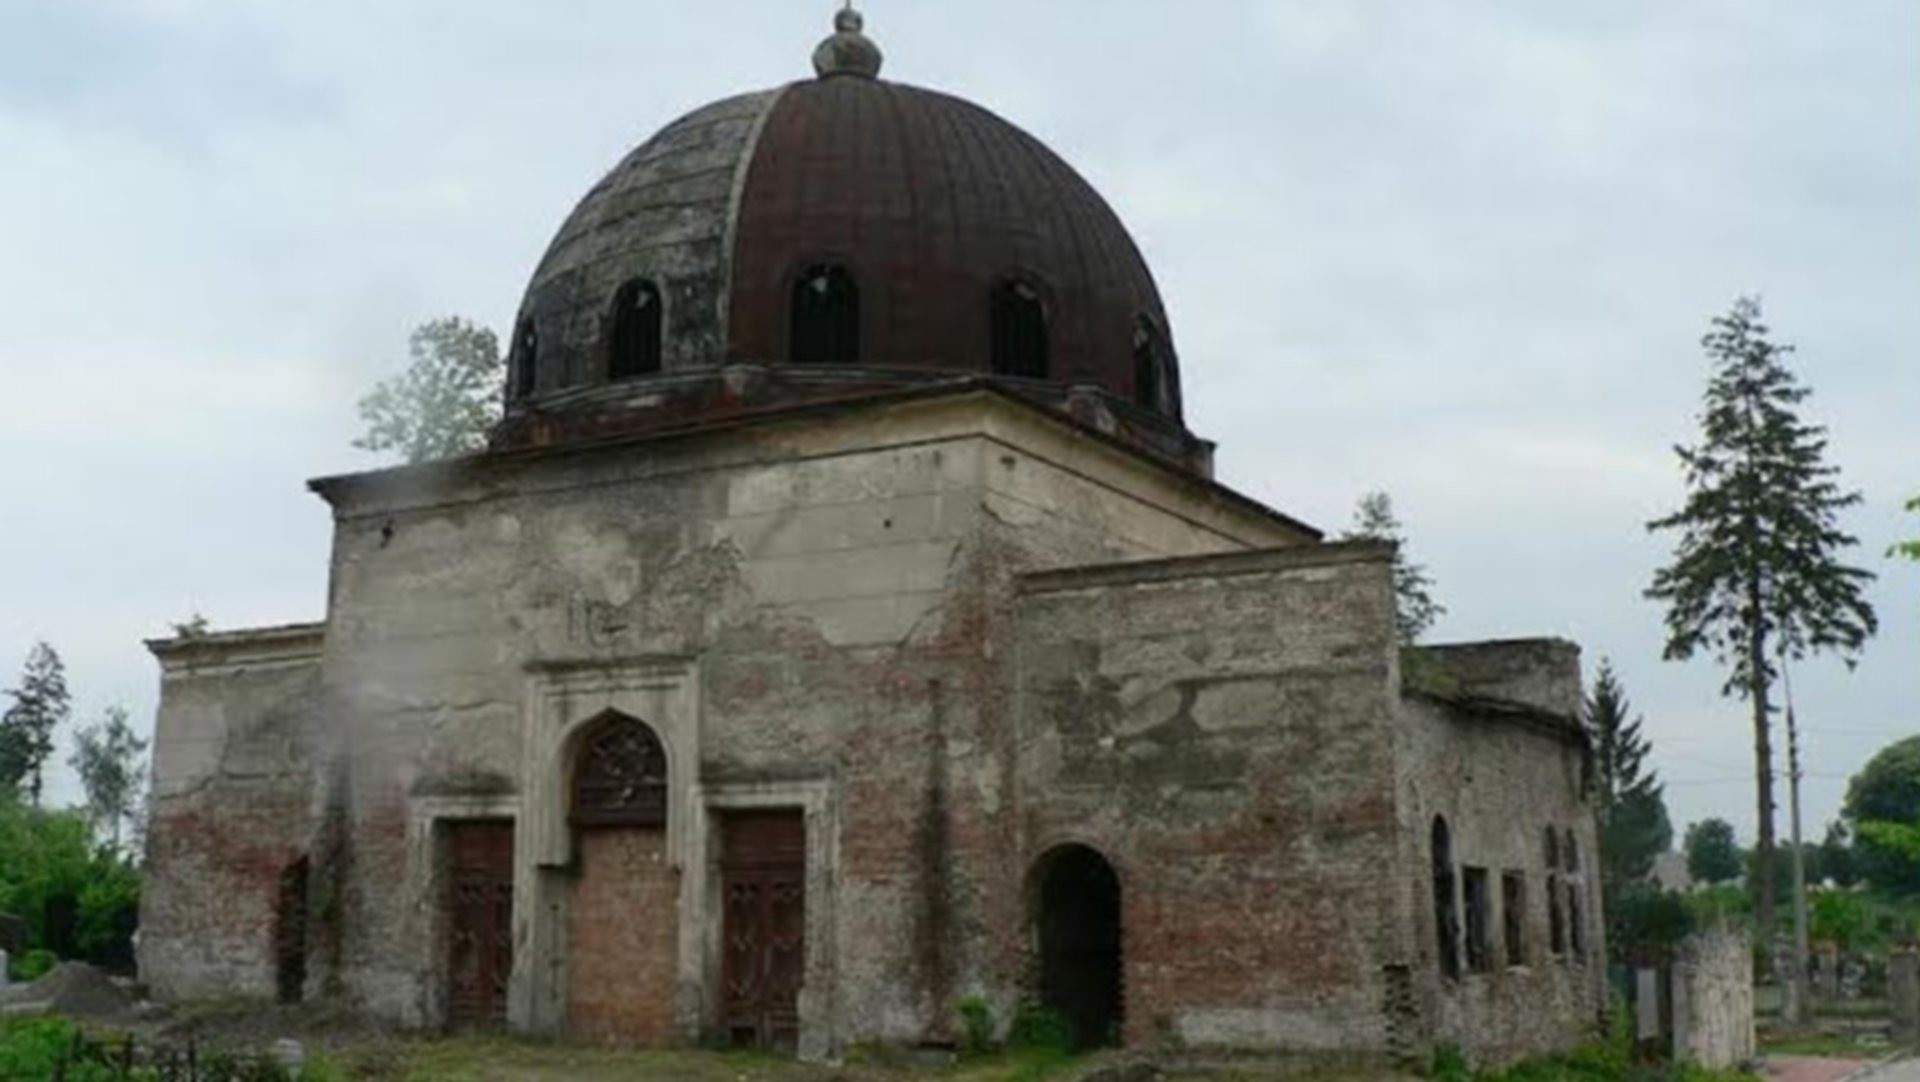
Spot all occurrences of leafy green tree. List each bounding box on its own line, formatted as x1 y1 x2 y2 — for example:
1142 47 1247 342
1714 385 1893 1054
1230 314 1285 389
1646 297 1878 938
1686 818 1744 886
70 706 148 853
1589 660 1674 891
0 643 71 807
1339 491 1445 643
1844 736 1920 895
0 797 139 970
354 316 503 463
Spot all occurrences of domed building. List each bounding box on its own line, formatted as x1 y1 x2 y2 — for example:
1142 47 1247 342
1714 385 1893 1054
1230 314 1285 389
140 10 1604 1067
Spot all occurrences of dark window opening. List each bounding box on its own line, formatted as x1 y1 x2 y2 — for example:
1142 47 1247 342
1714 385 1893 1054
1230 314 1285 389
1568 883 1585 960
1035 844 1123 1049
1544 826 1559 870
275 856 310 1004
991 278 1049 379
1131 317 1175 415
1563 829 1579 873
1431 817 1460 981
790 264 859 364
1502 871 1527 967
1463 866 1492 974
1548 872 1566 956
571 713 669 828
512 319 538 399
609 279 663 379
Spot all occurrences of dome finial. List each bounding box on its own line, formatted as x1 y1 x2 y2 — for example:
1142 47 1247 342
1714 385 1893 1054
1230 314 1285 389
814 2 883 79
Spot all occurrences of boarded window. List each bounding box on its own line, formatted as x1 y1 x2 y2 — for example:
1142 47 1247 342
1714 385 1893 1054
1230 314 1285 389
991 278 1049 379
1132 318 1170 414
572 714 669 828
513 319 538 399
1568 882 1585 959
790 265 859 364
1548 872 1566 955
1463 866 1492 974
610 279 663 378
1502 871 1526 967
1431 817 1460 981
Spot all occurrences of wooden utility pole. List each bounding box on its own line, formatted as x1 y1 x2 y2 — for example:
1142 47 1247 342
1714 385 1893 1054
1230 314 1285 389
1783 661 1811 1026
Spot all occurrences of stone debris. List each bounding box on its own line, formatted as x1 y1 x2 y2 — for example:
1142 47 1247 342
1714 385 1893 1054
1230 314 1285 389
0 961 136 1019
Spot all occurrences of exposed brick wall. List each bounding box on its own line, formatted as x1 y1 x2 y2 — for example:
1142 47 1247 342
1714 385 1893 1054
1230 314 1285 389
145 395 1589 1063
1014 544 1405 1054
1397 681 1607 1067
567 828 680 1043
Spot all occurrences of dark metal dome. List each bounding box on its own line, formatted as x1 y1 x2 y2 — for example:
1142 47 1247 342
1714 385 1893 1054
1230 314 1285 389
496 9 1201 469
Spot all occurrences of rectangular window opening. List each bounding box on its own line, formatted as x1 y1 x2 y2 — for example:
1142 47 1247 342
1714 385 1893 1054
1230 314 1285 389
1568 882 1585 961
1501 871 1526 967
1463 866 1493 975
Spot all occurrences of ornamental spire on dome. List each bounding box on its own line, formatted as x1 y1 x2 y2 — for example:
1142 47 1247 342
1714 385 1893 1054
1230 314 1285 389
813 2 883 79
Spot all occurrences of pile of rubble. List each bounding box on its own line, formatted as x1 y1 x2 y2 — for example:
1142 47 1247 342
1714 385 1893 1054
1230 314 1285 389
0 961 144 1021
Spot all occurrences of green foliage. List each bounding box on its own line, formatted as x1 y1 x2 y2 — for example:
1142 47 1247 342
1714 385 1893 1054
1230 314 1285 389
1646 297 1878 934
354 316 504 464
1589 660 1674 898
1685 819 1743 885
1340 490 1446 643
1430 1043 1471 1082
956 995 996 1056
1684 885 1751 928
0 1018 121 1082
0 795 140 969
71 704 148 852
1844 736 1920 895
1809 890 1875 950
1006 1003 1073 1053
0 1018 341 1082
0 642 70 806
1609 883 1696 962
1892 496 1920 561
11 947 55 982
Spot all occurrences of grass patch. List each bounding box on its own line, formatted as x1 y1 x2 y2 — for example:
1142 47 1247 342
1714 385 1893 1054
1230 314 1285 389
1756 1031 1892 1059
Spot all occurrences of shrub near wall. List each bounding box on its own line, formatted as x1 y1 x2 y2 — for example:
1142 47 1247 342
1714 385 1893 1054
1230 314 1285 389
0 797 140 971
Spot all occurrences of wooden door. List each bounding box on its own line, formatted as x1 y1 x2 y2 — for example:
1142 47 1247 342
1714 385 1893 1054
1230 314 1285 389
720 810 806 1050
446 820 515 1029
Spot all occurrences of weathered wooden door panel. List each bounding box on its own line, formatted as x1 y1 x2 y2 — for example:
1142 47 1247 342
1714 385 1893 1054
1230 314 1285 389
720 810 806 1050
446 820 515 1030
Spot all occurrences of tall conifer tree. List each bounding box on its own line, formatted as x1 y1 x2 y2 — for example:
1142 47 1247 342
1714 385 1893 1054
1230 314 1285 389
1646 296 1877 939
1588 659 1672 889
0 641 72 807
1340 491 1445 643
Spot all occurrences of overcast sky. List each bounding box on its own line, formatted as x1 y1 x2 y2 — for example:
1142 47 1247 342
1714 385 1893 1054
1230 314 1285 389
1 1 1914 846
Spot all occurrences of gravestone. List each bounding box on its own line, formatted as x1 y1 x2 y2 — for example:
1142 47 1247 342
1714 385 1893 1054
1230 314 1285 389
1672 924 1755 1069
1840 956 1865 1001
1890 949 1919 1047
0 948 9 991
1814 944 1840 1002
1636 968 1663 1040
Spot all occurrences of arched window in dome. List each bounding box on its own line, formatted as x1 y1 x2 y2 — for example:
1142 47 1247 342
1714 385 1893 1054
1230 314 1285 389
609 279 663 379
790 264 859 365
512 319 539 400
990 278 1049 379
571 712 668 828
1132 317 1171 415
